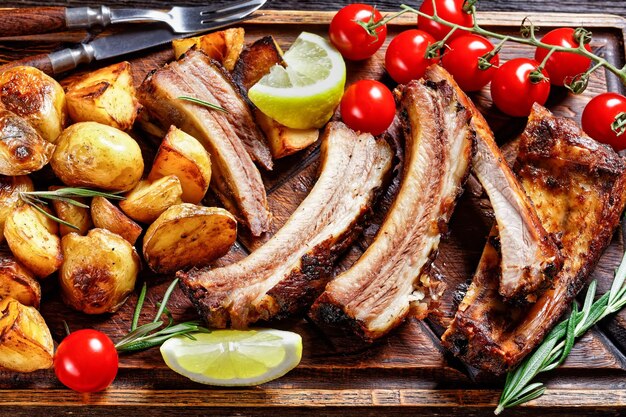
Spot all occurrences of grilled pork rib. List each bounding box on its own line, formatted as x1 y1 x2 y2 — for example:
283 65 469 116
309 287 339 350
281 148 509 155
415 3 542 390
442 104 626 374
179 122 393 328
138 50 271 235
309 66 474 342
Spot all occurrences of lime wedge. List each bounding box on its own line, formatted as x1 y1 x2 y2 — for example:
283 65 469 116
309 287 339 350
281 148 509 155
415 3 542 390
248 32 346 129
160 329 302 386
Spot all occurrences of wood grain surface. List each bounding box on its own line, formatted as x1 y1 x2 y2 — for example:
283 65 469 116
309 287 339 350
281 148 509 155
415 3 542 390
0 7 625 417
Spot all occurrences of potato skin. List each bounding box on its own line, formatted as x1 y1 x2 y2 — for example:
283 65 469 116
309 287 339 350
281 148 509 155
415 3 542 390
0 66 67 143
120 175 183 224
0 297 54 372
51 122 144 192
143 203 237 273
0 176 33 243
172 28 245 71
0 108 55 176
4 204 62 278
49 186 93 236
60 228 140 314
0 249 40 308
91 196 142 245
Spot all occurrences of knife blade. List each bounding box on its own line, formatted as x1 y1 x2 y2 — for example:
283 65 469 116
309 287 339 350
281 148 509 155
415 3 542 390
0 3 264 77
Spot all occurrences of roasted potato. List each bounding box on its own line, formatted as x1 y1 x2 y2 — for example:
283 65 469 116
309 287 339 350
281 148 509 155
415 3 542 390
0 176 33 243
0 249 40 308
143 203 236 273
0 108 55 175
233 36 285 91
120 175 183 224
60 228 140 314
148 126 212 204
255 109 320 159
91 196 142 245
51 122 144 192
65 61 140 131
0 66 67 143
49 186 93 236
172 27 245 71
4 204 62 278
0 297 53 372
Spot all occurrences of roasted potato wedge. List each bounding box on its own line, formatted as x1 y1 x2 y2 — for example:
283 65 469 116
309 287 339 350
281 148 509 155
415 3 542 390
0 249 40 308
60 228 140 314
91 196 142 245
120 175 183 224
4 204 62 278
0 297 53 372
51 122 144 192
65 61 140 131
0 176 33 243
173 28 245 71
143 203 236 273
233 36 285 91
0 66 67 143
49 186 93 236
255 109 320 159
148 126 212 204
0 108 55 175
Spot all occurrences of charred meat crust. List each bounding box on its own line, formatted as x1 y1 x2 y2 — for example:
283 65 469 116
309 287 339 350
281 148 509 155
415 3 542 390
178 122 394 328
442 104 626 375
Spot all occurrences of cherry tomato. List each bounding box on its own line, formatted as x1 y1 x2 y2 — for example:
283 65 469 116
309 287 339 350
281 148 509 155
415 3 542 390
340 80 396 135
55 329 118 393
441 34 499 92
582 92 626 151
490 58 551 117
329 4 387 61
385 29 438 84
534 28 592 86
418 0 474 41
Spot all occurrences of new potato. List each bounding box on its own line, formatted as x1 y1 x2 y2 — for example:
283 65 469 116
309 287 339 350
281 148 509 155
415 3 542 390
120 175 183 224
0 176 33 243
172 28 245 71
60 228 140 314
0 250 41 308
51 122 144 192
91 196 142 245
49 186 93 236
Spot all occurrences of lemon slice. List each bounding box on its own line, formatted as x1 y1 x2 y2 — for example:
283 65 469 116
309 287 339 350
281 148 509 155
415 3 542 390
160 329 303 386
248 32 346 129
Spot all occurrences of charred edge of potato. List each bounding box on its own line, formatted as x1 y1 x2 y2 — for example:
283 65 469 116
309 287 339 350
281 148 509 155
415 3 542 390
91 196 142 245
143 203 237 274
254 108 320 159
0 176 33 244
0 66 67 143
173 28 245 71
4 204 62 279
233 35 285 91
60 228 140 315
0 249 41 309
120 175 183 224
0 297 54 372
49 186 93 236
148 126 212 204
65 61 141 131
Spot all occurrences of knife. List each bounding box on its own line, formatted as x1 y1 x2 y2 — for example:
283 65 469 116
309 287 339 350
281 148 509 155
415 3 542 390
0 5 264 76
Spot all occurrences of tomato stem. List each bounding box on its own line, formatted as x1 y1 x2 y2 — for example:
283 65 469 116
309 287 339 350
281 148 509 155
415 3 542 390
612 112 626 137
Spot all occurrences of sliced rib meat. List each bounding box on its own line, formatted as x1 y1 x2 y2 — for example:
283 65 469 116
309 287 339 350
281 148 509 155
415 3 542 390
309 66 474 342
178 122 393 328
441 104 626 374
138 51 271 235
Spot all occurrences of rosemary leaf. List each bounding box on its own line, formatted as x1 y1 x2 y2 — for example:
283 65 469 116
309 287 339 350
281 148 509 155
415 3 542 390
131 283 148 331
153 279 179 323
24 200 80 230
178 96 228 113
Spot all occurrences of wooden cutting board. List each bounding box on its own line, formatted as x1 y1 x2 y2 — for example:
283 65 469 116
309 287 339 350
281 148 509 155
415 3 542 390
1 10 626 417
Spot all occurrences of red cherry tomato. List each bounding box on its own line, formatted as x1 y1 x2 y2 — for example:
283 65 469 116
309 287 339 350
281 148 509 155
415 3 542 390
385 29 438 84
490 58 551 117
418 0 474 41
341 80 396 135
54 329 118 393
441 34 499 92
582 92 626 151
329 4 387 61
534 28 592 86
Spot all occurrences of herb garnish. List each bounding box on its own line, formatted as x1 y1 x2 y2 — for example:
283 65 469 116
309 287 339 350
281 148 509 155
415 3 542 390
178 96 228 113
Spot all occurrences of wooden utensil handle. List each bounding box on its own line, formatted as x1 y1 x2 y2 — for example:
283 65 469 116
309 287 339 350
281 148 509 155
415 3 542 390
0 7 66 37
0 54 54 76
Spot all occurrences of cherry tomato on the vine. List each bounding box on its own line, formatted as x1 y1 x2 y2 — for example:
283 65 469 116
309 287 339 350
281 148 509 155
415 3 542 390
441 34 499 92
54 329 119 393
329 4 387 61
490 58 551 117
534 28 592 86
418 0 474 41
385 29 438 84
582 92 626 151
341 80 396 135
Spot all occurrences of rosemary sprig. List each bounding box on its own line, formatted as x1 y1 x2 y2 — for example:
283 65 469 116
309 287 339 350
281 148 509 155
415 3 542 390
495 249 626 414
178 96 228 113
19 187 124 230
115 279 210 353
